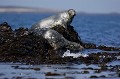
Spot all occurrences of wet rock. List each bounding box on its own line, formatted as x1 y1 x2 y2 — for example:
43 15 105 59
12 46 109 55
0 22 12 32
12 76 23 79
52 25 82 44
82 43 96 49
90 75 98 78
45 72 61 76
11 65 19 69
118 73 120 77
81 70 89 74
32 68 41 71
0 22 84 64
99 75 106 78
14 27 29 36
0 22 14 45
0 33 51 56
0 73 5 76
99 63 108 71
12 76 36 79
17 67 40 71
94 69 101 73
97 45 120 51
0 22 120 65
81 67 94 70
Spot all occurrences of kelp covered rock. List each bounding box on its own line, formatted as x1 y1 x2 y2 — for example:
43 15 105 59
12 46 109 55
0 22 83 64
0 22 120 64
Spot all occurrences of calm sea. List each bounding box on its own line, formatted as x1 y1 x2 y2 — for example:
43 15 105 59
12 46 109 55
0 12 120 47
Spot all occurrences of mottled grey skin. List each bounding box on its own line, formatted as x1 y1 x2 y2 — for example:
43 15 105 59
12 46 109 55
30 9 83 50
31 9 76 30
32 29 83 50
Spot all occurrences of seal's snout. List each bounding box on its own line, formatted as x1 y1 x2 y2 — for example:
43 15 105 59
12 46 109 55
68 9 76 16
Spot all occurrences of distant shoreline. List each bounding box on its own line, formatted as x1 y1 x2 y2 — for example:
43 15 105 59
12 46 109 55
0 6 120 14
0 6 59 13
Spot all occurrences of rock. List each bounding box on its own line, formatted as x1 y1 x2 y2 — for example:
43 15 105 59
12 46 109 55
14 27 29 36
0 22 83 64
0 22 53 64
97 45 120 51
90 75 98 78
0 22 14 45
81 70 89 74
45 72 61 76
0 22 12 32
99 75 106 78
0 22 120 65
52 25 82 45
82 43 96 49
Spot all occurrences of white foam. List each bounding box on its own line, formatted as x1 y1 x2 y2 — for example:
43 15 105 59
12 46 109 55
62 50 88 58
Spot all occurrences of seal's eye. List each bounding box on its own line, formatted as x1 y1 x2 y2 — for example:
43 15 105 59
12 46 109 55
68 9 76 16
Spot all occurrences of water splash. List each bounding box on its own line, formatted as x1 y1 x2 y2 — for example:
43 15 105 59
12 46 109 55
62 50 88 58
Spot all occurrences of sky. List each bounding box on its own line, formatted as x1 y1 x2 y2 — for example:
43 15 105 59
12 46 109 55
0 0 120 13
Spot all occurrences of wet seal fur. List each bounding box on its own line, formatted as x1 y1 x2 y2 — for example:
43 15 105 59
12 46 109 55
31 9 76 30
32 29 83 50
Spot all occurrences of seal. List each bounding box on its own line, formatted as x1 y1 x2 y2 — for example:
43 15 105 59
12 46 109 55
32 29 83 50
31 9 76 30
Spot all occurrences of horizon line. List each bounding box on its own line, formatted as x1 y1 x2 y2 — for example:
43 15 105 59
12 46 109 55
0 6 120 14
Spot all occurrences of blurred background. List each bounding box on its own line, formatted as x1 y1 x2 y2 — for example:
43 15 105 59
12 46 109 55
0 0 120 13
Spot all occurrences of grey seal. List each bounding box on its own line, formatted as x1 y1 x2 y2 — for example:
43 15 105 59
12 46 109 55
31 9 76 30
32 29 83 50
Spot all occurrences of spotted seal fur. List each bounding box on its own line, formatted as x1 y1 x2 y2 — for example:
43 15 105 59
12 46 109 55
31 9 76 30
32 29 83 50
30 9 83 50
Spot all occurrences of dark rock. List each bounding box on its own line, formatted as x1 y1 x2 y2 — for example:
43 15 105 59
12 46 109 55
99 75 106 78
82 43 96 49
0 22 120 65
11 65 19 69
0 22 12 32
0 33 51 56
118 73 120 77
0 73 5 76
14 27 29 36
94 69 101 73
12 66 40 71
90 75 98 78
0 22 84 64
81 67 94 70
0 22 14 45
45 72 61 76
52 25 83 45
32 68 40 71
97 45 120 51
81 70 89 74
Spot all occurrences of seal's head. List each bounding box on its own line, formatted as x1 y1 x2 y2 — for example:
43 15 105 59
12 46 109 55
64 9 76 26
68 9 76 17
30 9 76 30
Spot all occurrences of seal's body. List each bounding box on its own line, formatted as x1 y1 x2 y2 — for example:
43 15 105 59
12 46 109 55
30 9 83 51
32 29 83 50
31 9 76 30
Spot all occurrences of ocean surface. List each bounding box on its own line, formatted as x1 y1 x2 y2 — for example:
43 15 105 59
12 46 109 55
0 12 120 79
0 12 120 47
